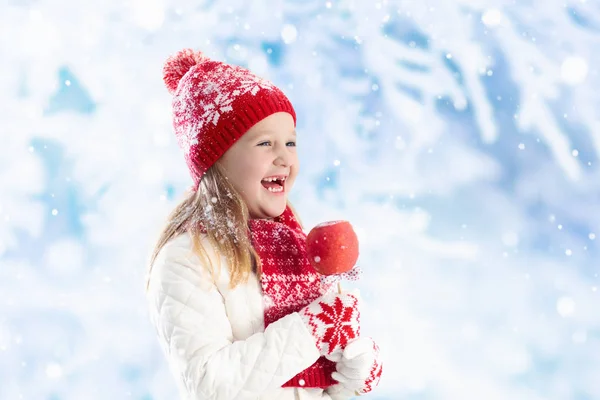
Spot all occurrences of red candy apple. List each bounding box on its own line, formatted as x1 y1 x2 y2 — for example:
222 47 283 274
306 220 359 275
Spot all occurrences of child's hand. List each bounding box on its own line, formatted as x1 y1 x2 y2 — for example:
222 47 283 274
298 291 360 356
326 336 383 395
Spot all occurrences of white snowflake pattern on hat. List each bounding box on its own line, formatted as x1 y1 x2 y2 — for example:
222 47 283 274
201 91 235 126
180 124 200 155
238 76 275 96
196 70 273 127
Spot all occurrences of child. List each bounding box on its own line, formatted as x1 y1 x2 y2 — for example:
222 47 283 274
145 48 383 400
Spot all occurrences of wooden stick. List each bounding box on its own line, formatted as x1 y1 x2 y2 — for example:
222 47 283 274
337 280 342 294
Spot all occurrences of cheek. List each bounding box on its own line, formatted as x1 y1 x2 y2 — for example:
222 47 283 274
224 166 251 193
291 160 299 179
233 164 263 191
287 168 299 188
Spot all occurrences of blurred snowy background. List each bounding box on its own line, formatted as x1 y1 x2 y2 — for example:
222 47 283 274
1 0 600 398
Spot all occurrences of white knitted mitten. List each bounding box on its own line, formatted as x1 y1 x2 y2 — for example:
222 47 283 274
298 291 360 356
327 336 383 395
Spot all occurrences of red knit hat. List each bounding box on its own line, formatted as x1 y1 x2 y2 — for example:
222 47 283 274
162 48 297 188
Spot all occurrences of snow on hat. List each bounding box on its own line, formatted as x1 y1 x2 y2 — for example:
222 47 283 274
162 48 297 189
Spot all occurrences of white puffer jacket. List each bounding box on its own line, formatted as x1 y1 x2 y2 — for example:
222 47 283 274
145 232 355 400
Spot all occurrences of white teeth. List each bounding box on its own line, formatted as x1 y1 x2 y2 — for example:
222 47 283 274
262 176 286 182
266 186 284 193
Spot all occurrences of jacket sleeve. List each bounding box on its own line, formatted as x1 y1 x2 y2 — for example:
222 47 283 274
145 235 321 400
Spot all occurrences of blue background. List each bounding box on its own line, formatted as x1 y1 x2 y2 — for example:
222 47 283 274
1 0 599 398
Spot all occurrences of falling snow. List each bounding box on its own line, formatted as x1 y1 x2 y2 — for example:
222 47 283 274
1 1 599 399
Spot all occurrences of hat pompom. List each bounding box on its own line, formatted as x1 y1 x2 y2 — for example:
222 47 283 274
163 48 206 94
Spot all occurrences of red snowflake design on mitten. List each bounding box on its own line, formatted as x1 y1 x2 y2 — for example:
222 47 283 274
300 293 360 355
319 297 360 351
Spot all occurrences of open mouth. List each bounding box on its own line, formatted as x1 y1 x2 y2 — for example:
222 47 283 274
261 176 286 194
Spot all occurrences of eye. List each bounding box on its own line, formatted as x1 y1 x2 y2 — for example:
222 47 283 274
257 141 296 147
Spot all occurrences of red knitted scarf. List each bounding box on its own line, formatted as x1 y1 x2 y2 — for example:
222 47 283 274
249 206 338 388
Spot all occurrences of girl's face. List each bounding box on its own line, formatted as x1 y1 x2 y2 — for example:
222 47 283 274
219 112 299 219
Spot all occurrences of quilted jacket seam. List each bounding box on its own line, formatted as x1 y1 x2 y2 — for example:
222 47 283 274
225 320 295 400
227 339 269 400
155 285 195 324
256 319 297 395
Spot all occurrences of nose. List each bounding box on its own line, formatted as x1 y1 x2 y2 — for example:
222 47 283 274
273 143 293 167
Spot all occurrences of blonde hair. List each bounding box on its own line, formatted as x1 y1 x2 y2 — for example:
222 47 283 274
145 161 302 292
